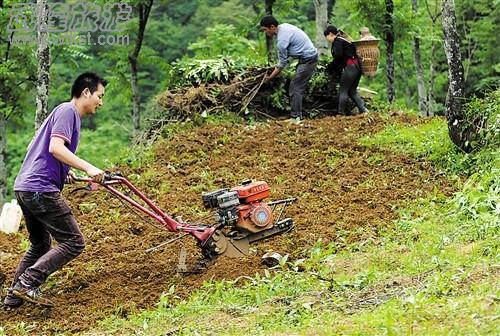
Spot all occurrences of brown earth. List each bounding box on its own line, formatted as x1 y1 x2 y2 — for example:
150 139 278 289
0 114 454 334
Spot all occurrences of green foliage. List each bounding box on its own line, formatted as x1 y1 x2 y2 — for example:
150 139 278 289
453 170 499 241
5 128 33 198
462 90 500 150
169 57 236 86
361 96 499 179
163 0 198 23
189 0 257 31
188 24 261 60
162 22 267 89
77 122 131 170
268 1 315 31
308 64 329 92
269 80 288 112
3 0 499 199
457 0 500 94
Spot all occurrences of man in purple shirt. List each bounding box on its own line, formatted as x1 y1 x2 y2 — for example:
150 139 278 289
3 72 107 308
260 15 318 121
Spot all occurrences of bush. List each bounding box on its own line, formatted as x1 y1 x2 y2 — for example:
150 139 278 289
462 89 500 150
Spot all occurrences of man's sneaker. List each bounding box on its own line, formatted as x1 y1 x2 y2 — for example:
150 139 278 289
2 289 24 310
275 115 290 121
286 117 302 125
12 282 54 307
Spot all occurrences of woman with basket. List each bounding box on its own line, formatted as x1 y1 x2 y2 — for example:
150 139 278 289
324 25 367 116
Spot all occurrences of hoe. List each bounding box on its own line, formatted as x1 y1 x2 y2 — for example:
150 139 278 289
75 174 296 273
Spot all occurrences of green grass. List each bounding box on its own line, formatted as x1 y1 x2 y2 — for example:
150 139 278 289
360 118 468 174
88 117 499 335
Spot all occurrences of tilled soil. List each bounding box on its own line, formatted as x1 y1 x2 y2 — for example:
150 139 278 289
0 114 454 334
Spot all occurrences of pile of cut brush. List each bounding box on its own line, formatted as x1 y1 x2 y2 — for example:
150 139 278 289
144 63 347 141
154 67 275 122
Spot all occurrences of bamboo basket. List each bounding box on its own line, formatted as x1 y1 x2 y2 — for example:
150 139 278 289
353 39 380 77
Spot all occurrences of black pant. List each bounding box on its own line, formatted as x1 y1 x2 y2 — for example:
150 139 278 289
338 64 366 115
289 60 317 118
11 191 85 288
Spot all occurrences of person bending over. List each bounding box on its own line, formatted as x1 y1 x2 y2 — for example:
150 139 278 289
260 15 318 121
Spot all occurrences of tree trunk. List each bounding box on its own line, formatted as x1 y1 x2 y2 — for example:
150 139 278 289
384 0 395 103
129 57 140 133
34 0 50 130
265 0 275 63
425 0 441 117
327 0 335 20
0 110 6 206
427 42 437 116
412 0 428 116
0 0 5 204
129 0 154 135
413 37 428 115
396 51 413 106
442 0 469 151
314 0 329 57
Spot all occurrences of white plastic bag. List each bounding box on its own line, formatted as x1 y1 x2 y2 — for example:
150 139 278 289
0 199 22 234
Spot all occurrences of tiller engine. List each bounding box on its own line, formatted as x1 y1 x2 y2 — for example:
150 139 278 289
75 175 296 272
200 180 296 259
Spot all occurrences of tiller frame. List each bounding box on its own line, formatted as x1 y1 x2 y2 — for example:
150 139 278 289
75 174 296 272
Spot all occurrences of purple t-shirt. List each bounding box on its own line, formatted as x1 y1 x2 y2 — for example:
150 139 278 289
14 102 81 192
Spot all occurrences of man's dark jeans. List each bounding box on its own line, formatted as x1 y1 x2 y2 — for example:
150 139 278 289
11 191 85 288
289 57 317 118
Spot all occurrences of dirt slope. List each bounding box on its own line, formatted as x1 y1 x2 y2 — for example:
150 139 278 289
0 114 454 334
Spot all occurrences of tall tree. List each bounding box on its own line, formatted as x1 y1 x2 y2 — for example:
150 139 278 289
442 0 467 150
384 0 395 103
424 0 441 116
0 107 6 206
129 0 154 134
412 0 428 116
327 0 335 20
0 0 12 205
34 0 50 130
264 0 275 63
313 0 328 57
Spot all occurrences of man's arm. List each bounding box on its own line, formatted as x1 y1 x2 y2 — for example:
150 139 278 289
49 137 105 183
266 67 282 81
265 35 289 82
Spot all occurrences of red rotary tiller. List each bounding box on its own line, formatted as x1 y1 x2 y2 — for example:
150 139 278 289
76 174 296 272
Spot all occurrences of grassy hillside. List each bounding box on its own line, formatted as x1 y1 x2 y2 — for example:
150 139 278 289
86 114 498 336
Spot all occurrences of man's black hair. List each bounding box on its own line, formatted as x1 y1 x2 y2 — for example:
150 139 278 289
324 25 339 36
71 72 107 98
260 15 279 28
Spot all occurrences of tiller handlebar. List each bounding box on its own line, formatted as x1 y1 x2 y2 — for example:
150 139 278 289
75 174 216 243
